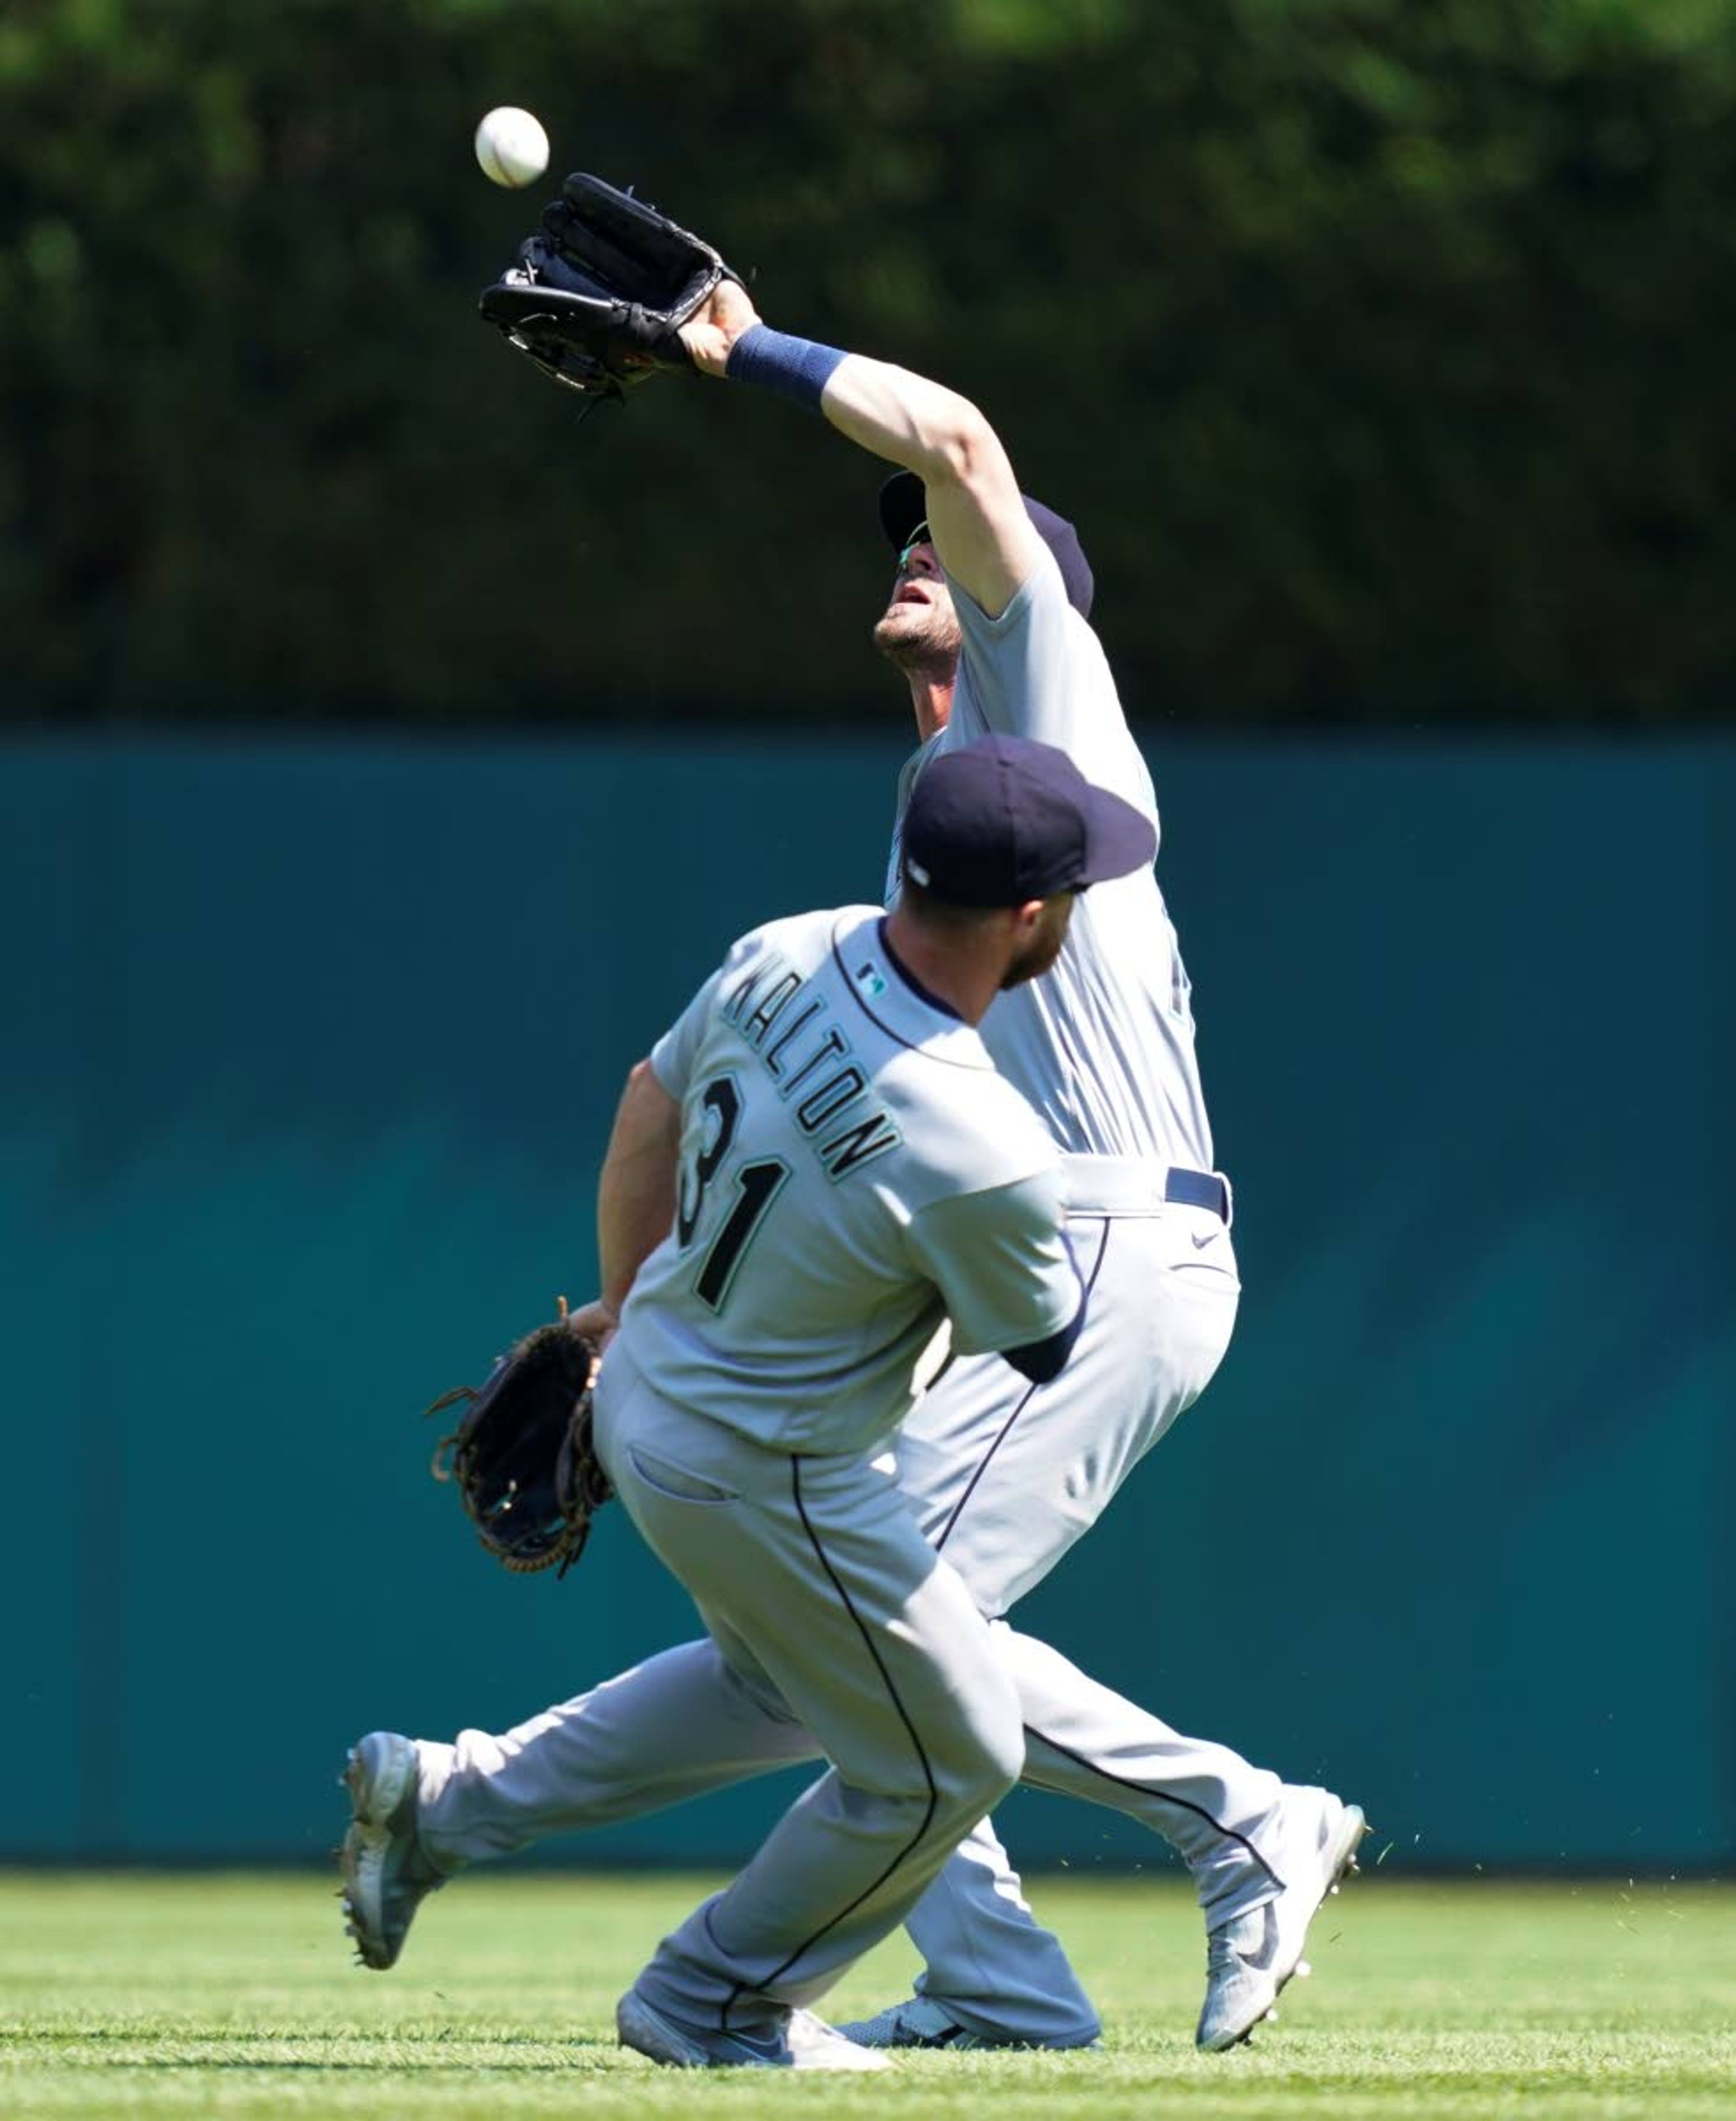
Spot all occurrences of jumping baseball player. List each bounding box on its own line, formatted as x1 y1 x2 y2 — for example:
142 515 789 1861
341 736 1160 2069
656 283 1363 2054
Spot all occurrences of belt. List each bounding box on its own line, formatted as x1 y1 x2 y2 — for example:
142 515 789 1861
1165 1167 1232 1221
1061 1154 1233 1225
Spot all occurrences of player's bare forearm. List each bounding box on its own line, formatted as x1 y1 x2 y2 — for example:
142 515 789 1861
681 282 1042 620
819 357 987 485
683 285 995 489
596 1059 681 1316
820 358 1040 621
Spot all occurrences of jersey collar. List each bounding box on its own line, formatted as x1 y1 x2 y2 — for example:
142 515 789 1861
875 916 963 1021
828 910 992 1067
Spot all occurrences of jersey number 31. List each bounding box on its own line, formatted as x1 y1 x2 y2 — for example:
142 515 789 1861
675 1075 790 1311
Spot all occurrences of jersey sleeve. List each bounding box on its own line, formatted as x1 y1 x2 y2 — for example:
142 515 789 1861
648 913 823 1102
947 545 1156 823
947 542 1089 749
903 1165 1080 1357
648 936 748 1103
647 977 715 1103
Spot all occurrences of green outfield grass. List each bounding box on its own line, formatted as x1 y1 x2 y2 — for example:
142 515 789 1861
1 1870 1731 2119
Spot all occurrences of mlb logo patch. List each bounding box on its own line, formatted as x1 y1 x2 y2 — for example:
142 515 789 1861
854 961 887 999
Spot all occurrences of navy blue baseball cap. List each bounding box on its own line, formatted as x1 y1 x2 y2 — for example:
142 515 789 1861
878 469 1095 620
902 735 1155 907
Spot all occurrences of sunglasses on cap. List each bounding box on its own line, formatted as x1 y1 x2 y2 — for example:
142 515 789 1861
896 521 933 570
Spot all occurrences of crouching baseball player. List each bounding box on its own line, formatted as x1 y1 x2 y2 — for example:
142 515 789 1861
342 735 1160 2070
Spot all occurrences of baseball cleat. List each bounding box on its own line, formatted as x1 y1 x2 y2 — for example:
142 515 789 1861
1195 1786 1367 2052
786 2008 897 2069
337 1730 446 1970
837 1993 1100 2050
615 1990 892 2070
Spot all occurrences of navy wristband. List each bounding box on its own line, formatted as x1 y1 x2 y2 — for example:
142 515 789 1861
725 324 848 410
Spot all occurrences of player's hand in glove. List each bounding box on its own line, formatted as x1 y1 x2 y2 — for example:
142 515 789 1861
560 1294 621 1369
427 1303 612 1577
479 172 743 399
677 277 764 378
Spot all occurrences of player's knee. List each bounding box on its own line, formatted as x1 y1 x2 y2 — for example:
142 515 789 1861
935 1746 1019 1833
930 1697 1023 1824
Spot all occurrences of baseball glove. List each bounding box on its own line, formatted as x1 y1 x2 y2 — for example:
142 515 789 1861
426 1307 612 1577
479 172 739 398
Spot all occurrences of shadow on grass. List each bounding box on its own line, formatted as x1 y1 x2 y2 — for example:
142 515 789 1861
10 2026 625 2070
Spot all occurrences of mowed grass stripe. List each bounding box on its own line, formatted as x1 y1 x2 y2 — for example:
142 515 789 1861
0 1873 1731 2119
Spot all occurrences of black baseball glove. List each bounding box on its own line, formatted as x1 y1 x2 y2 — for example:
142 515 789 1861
426 1308 612 1576
479 172 739 398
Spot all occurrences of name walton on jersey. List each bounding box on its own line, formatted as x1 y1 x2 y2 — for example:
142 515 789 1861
715 945 903 1182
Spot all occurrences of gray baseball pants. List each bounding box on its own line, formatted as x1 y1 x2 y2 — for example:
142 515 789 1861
416 1192 1283 2041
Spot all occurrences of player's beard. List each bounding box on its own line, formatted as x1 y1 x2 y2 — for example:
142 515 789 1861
872 589 962 682
1000 899 1075 990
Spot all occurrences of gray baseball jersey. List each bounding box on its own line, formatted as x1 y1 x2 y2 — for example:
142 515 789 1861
868 537 1270 2041
887 544 1214 1171
624 903 1079 1456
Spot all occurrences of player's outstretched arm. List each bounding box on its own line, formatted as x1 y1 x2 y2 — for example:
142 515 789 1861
681 283 1044 623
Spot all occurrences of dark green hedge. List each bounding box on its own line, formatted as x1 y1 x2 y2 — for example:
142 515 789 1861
4 0 1734 726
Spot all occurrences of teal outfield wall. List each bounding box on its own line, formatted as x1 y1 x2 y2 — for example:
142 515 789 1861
3 734 1731 1871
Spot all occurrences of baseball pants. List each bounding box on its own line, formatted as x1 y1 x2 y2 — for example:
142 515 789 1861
538 1346 1024 2033
416 1185 1285 2042
887 1178 1267 2041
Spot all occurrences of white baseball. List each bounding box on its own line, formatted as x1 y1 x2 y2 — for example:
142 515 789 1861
474 107 550 190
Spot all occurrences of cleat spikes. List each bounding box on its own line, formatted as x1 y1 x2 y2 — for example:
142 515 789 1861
335 1730 443 1973
1296 1960 1312 1980
1195 1790 1365 2054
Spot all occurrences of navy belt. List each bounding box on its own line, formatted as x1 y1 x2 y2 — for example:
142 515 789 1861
1165 1167 1231 1221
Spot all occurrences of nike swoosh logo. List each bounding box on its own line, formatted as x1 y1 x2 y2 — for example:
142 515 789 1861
1238 1906 1280 1972
1190 1230 1218 1249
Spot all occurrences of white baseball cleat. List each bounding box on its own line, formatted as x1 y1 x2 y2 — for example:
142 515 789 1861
1195 1786 1367 2052
787 2008 897 2069
337 1730 447 1970
616 1989 892 2070
837 1994 1099 2050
